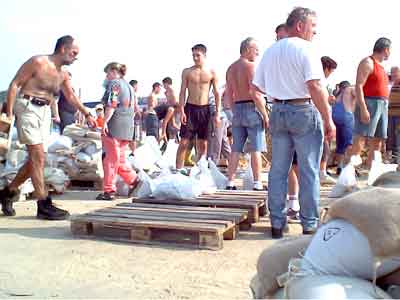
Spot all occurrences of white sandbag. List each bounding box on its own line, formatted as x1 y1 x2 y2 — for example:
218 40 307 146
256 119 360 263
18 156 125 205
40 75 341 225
135 169 155 199
6 149 28 168
368 151 398 186
84 143 100 156
242 154 254 190
116 176 130 197
153 173 202 200
329 155 362 198
76 152 92 164
208 158 228 189
47 134 73 152
372 171 400 188
134 136 162 170
189 156 217 194
272 275 392 299
156 139 179 169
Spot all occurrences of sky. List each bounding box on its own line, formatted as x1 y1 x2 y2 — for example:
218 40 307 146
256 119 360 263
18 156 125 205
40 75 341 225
1 0 399 101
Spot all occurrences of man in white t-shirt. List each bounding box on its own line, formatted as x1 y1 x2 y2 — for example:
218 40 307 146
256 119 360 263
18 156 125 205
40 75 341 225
252 7 335 239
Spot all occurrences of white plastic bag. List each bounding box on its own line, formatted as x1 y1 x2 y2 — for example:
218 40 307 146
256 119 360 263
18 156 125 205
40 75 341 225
368 151 398 186
116 176 130 197
153 173 202 200
242 154 254 190
189 156 217 194
135 169 155 199
133 136 162 170
156 139 179 169
329 155 362 198
208 158 228 189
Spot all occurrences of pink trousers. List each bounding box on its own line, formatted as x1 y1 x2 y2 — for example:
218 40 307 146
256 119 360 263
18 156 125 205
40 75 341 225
102 135 137 193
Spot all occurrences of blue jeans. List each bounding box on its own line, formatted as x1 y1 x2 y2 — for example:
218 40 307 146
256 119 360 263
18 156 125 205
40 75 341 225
268 103 323 230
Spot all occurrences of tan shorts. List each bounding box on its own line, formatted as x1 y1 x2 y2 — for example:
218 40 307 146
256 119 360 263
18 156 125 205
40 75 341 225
14 96 51 150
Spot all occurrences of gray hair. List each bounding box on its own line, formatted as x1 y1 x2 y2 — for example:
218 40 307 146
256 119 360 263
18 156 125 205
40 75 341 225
286 7 316 28
240 37 255 55
373 37 391 53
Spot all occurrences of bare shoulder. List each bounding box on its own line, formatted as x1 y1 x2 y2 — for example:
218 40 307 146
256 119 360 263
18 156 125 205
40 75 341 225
359 56 374 70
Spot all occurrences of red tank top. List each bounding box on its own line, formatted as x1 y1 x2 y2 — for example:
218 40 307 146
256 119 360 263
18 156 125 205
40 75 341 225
363 56 389 99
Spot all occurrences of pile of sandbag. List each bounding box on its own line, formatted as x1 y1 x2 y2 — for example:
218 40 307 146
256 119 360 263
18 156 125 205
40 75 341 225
47 124 103 190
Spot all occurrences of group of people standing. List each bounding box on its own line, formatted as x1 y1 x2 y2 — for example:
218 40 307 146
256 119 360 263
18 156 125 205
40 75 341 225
0 7 396 247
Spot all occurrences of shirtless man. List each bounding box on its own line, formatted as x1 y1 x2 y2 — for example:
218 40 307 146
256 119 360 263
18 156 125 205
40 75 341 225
225 37 268 191
1 35 96 219
158 77 179 141
175 44 221 171
145 82 162 140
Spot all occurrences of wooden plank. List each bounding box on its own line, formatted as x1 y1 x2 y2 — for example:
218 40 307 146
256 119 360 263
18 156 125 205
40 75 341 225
103 206 246 224
82 211 233 229
131 198 260 223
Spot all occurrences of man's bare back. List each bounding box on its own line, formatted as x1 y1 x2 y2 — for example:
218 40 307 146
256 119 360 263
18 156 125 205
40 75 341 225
184 66 215 105
165 87 177 106
226 58 254 102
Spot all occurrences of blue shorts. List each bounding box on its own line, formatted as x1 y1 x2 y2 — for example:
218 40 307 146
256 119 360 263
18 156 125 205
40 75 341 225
353 97 388 139
335 112 354 154
231 101 265 152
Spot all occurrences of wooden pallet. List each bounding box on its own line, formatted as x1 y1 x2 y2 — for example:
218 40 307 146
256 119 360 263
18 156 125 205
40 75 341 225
70 203 247 250
132 190 267 226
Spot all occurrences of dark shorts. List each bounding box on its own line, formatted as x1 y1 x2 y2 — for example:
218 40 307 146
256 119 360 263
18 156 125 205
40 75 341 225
335 112 354 154
145 113 159 140
180 103 210 140
154 104 170 120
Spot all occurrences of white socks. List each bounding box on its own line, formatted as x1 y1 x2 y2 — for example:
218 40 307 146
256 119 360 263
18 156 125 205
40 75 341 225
287 194 300 211
253 181 263 190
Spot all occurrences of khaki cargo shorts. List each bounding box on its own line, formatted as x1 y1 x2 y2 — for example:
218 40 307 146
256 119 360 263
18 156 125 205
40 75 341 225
14 96 51 151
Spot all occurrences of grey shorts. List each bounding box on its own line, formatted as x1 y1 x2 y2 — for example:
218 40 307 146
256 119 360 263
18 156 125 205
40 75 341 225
353 97 388 139
14 97 51 150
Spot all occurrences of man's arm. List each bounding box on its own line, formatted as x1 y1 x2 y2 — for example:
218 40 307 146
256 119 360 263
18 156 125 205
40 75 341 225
247 62 269 127
50 100 60 123
224 67 234 109
179 69 188 124
211 70 221 113
307 79 335 139
355 57 373 124
6 57 39 118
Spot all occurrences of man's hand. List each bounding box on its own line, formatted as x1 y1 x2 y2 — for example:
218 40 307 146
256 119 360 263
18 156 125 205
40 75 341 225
52 116 61 124
214 113 221 128
360 107 371 124
324 118 336 141
181 111 187 125
102 122 109 136
86 115 97 128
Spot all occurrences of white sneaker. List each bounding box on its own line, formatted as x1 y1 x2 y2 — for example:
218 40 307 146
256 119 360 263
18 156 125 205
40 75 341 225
320 172 336 185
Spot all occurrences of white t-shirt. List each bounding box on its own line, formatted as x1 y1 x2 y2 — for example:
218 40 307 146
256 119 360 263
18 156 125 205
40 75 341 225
253 37 324 100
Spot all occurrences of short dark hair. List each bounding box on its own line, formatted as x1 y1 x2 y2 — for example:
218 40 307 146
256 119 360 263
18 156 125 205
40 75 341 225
129 80 138 86
152 82 161 90
373 37 391 53
286 7 316 28
240 37 255 55
54 35 74 53
162 77 172 85
275 23 287 34
321 56 337 70
192 44 207 54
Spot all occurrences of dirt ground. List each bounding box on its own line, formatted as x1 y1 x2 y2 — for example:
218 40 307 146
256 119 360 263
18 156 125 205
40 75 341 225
0 190 306 299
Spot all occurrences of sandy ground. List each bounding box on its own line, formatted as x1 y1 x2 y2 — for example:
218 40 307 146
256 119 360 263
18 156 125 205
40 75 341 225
0 189 306 299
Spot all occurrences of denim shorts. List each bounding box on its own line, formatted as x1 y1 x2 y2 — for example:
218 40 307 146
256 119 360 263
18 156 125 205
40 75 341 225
335 112 354 154
232 101 265 152
353 97 388 139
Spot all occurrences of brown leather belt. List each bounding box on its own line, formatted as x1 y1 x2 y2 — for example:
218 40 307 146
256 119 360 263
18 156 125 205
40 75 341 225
273 98 311 105
21 94 50 106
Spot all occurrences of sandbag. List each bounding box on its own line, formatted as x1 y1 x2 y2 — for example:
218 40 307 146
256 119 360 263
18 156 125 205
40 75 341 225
271 275 392 299
368 151 398 186
208 158 228 189
372 171 400 188
326 187 400 259
329 155 362 198
153 173 202 200
250 236 312 299
242 154 254 190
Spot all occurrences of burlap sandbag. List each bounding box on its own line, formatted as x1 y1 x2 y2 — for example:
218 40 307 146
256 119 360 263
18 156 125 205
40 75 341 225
327 187 400 259
372 171 400 188
250 236 312 299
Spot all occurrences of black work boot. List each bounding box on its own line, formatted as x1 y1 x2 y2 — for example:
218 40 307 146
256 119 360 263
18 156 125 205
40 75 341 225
0 186 19 216
37 196 70 220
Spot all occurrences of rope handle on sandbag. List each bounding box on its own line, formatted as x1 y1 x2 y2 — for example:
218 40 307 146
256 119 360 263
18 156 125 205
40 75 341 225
372 259 389 299
283 257 310 299
319 207 330 225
